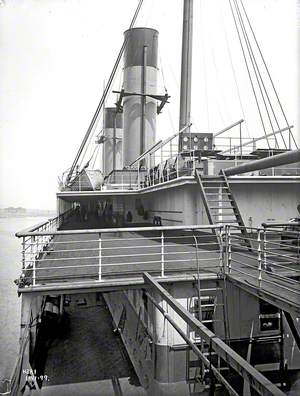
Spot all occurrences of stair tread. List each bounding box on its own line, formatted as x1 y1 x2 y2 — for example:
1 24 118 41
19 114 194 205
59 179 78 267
207 199 232 204
202 181 226 184
210 206 235 209
204 186 229 188
218 220 240 223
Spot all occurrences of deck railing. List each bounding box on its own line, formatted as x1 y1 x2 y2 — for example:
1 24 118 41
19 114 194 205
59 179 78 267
15 210 73 277
224 224 300 301
15 224 222 286
15 222 299 299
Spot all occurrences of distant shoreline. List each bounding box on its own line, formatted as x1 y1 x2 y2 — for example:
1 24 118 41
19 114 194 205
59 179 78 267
0 212 56 219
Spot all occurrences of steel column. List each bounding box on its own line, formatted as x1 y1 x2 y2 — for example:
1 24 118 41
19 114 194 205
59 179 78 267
143 272 285 396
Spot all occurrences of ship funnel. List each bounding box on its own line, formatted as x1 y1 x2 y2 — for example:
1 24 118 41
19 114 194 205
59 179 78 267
103 107 123 176
123 27 158 166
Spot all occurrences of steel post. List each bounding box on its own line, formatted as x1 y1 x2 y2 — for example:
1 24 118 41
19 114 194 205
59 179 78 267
257 230 262 287
227 226 232 274
98 234 102 281
161 230 165 277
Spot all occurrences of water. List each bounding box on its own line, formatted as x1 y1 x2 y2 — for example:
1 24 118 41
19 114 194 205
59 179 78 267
0 217 47 380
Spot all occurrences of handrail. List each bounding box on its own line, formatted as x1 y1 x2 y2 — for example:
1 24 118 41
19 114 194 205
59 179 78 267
262 222 300 228
129 124 192 167
213 119 244 137
16 223 221 238
221 126 294 154
129 139 163 167
15 218 55 236
15 209 72 237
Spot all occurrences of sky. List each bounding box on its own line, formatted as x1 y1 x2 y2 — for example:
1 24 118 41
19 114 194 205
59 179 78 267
0 0 298 210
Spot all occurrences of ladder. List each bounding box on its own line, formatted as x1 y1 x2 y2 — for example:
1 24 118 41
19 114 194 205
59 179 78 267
194 169 251 250
186 280 230 395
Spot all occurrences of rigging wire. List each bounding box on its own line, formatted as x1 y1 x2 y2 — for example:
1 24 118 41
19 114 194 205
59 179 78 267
239 0 297 149
219 0 250 138
159 50 176 134
78 108 104 169
228 0 271 149
66 0 144 183
232 0 282 148
91 143 101 169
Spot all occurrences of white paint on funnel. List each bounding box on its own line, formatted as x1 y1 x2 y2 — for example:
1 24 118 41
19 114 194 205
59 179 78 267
103 107 123 176
123 28 158 167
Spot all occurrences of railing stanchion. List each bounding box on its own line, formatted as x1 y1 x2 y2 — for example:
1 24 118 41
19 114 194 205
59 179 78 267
257 230 262 287
33 237 36 286
138 160 140 189
161 230 165 277
22 237 25 270
219 226 224 274
263 227 267 272
98 233 102 281
193 150 196 174
227 226 232 274
36 235 39 264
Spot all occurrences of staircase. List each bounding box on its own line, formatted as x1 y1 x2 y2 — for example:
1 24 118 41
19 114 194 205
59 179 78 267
194 169 251 250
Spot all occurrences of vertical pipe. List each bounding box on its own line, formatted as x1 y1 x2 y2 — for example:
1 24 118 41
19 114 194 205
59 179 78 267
179 0 193 134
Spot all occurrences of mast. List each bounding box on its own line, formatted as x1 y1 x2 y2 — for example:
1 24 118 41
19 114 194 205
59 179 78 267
179 0 193 135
